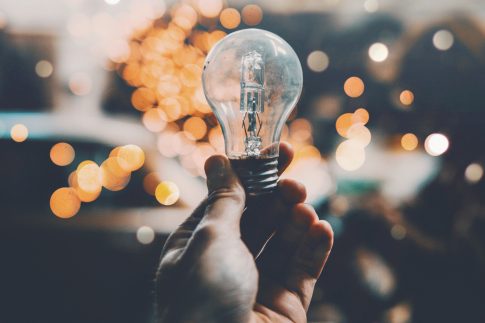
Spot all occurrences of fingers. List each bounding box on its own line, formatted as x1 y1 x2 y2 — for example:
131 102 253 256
241 178 307 256
285 220 333 310
277 142 294 175
257 203 318 273
200 155 246 235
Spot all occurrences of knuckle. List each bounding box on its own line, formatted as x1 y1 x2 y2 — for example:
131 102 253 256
208 185 245 206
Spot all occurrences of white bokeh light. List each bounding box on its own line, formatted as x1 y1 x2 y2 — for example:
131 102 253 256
465 163 483 183
368 42 389 62
307 50 329 72
424 133 449 156
433 30 454 51
136 226 155 245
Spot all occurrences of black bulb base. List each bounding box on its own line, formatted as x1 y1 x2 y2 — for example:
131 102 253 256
230 156 279 196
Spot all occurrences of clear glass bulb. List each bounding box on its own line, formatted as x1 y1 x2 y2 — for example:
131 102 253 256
202 28 303 195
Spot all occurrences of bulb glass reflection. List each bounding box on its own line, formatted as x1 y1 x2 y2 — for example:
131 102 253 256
202 29 303 194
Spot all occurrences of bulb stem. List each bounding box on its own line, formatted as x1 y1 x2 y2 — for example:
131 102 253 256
230 156 279 196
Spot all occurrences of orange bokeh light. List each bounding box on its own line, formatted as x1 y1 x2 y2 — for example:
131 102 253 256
183 116 207 140
401 133 419 151
220 8 241 29
50 142 75 166
241 4 263 26
50 187 81 219
344 76 365 98
335 113 354 137
10 124 28 142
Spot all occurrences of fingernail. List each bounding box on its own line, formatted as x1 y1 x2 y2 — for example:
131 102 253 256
205 155 227 178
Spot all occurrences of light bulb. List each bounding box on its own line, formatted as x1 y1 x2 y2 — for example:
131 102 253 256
202 28 303 195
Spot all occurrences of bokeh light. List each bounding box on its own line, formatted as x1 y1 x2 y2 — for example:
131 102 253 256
142 108 167 132
241 4 263 26
364 0 379 13
35 60 53 78
69 72 92 96
307 50 329 72
336 140 366 171
136 226 155 244
50 187 81 219
352 108 370 125
155 181 180 205
401 133 419 151
368 42 389 62
197 0 223 18
336 113 354 137
433 29 454 51
77 162 102 193
117 144 145 171
50 142 75 166
10 124 28 142
424 133 449 156
100 157 131 191
399 90 414 106
347 124 372 147
183 116 207 140
220 8 241 29
464 163 483 184
344 76 365 98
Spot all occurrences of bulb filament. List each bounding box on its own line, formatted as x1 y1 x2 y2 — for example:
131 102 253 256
240 50 265 157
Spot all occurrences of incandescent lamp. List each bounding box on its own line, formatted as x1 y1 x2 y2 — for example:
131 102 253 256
202 28 303 195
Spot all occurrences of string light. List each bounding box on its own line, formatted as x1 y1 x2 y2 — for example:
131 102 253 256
424 133 449 156
344 76 365 98
50 142 75 166
10 124 28 142
307 50 329 72
368 42 388 62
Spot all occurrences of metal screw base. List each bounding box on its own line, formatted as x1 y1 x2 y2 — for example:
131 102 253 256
230 156 279 196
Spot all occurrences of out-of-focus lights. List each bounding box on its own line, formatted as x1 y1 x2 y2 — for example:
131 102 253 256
35 60 53 78
307 50 329 72
401 133 418 151
100 158 131 191
347 124 371 147
155 181 180 205
10 124 28 142
465 163 483 183
433 30 454 51
50 187 81 219
364 0 379 13
136 226 155 244
241 4 263 26
290 118 312 142
197 0 223 18
335 113 354 137
142 108 167 132
368 42 388 62
183 116 207 140
105 0 120 5
180 64 202 88
424 133 449 156
336 140 366 171
390 225 406 240
399 90 414 106
352 108 369 125
77 162 102 193
220 8 241 29
172 4 198 31
50 142 75 166
344 76 365 98
118 144 145 171
69 72 92 96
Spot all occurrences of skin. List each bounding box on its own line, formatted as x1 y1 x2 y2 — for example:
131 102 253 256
156 143 334 323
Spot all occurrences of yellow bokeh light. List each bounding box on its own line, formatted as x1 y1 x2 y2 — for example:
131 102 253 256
50 142 75 166
159 97 182 121
197 0 223 18
336 140 366 171
465 163 483 184
10 124 29 142
183 116 207 140
77 162 102 193
172 4 198 30
220 8 241 29
344 76 365 98
399 90 414 106
352 108 370 125
35 60 54 78
131 87 157 111
241 4 263 26
118 144 145 171
142 108 167 132
335 113 354 137
100 158 131 191
424 133 449 157
50 187 81 219
401 133 418 151
155 181 180 205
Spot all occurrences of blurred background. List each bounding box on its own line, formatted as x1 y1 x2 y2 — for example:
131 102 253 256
1 0 485 322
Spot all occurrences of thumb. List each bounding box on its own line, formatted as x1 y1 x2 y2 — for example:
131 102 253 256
201 155 246 235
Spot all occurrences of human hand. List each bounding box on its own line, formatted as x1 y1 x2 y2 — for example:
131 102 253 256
155 143 333 323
